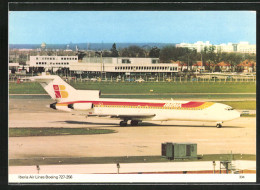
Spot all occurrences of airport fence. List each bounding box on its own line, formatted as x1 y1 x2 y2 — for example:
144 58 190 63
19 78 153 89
8 73 256 84
72 75 257 84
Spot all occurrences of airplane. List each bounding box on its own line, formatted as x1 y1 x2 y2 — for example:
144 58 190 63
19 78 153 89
30 74 240 128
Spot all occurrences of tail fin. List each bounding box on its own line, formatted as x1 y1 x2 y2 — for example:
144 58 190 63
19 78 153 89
30 75 77 102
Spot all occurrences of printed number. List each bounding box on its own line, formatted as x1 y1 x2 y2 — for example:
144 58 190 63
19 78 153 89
59 175 73 179
239 175 245 179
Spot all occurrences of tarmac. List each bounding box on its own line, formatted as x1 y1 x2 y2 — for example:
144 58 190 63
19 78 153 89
9 98 256 160
8 96 256 182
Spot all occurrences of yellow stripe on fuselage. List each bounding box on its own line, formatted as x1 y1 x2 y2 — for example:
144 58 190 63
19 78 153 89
196 102 215 109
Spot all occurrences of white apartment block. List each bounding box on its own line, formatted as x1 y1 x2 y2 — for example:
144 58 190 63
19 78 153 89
236 41 256 54
176 41 256 54
176 41 212 52
216 43 235 53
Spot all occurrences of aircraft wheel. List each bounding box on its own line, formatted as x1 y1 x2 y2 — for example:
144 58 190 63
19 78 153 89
120 121 127 127
216 123 222 128
130 120 139 126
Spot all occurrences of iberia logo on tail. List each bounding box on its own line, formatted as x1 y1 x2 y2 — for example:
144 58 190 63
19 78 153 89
53 85 68 98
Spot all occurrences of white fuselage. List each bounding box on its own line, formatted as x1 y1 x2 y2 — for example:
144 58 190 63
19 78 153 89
60 97 241 122
30 75 240 125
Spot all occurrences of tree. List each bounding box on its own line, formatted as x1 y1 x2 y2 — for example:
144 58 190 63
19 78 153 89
102 51 111 57
111 43 119 57
225 53 243 72
11 68 16 74
120 48 129 57
159 46 191 63
185 49 197 71
159 46 179 62
46 50 52 56
149 47 160 58
119 46 146 57
201 45 221 72
244 53 256 62
76 51 86 60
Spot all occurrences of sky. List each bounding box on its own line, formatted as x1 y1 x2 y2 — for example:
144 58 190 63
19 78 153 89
9 11 256 45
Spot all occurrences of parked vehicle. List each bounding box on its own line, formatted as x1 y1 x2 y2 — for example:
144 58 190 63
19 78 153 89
90 78 98 81
81 78 90 81
136 78 145 82
125 78 135 82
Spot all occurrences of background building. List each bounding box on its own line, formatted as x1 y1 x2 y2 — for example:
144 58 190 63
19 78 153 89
26 56 179 79
176 41 256 54
28 56 78 70
70 57 178 77
236 42 256 54
176 41 212 52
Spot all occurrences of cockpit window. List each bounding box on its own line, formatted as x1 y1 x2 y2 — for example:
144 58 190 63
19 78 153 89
225 107 234 111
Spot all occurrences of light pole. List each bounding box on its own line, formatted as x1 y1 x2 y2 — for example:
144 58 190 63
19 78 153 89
201 52 203 73
188 55 190 72
213 161 216 174
116 163 120 174
95 51 103 80
97 51 104 80
36 165 40 174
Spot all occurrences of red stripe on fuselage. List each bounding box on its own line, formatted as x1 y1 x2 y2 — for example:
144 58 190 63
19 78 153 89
60 101 165 107
181 101 204 108
58 100 205 108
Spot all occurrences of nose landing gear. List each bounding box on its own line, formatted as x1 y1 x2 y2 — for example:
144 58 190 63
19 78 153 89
216 122 223 128
119 120 140 126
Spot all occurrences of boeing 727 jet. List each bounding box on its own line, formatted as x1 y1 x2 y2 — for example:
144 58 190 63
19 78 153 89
31 75 240 128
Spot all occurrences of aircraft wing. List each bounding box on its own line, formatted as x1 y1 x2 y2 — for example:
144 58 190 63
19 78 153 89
88 113 156 120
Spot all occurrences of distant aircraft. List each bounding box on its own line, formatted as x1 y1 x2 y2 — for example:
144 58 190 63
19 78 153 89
31 75 240 128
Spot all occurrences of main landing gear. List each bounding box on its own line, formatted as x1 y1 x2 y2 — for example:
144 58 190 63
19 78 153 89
216 122 223 128
119 120 139 126
119 121 127 127
130 120 139 126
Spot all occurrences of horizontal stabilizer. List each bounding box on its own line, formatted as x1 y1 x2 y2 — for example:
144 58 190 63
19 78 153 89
30 75 60 81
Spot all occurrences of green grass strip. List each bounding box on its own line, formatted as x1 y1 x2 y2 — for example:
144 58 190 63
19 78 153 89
9 154 256 166
101 94 256 100
9 81 256 94
240 114 256 117
71 81 257 93
9 127 116 137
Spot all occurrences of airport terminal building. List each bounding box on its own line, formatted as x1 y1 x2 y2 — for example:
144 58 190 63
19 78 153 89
71 57 178 73
27 56 179 78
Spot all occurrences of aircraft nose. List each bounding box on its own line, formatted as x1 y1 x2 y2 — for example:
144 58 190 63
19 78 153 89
234 111 241 119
